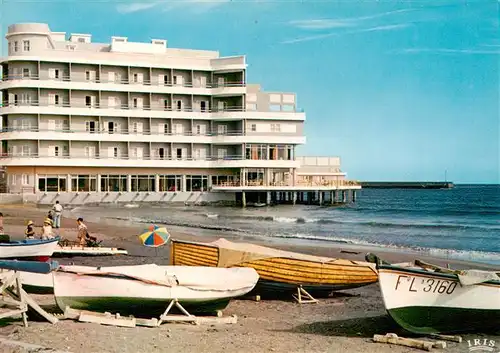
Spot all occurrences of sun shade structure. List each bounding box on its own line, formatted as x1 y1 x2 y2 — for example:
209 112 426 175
139 225 170 248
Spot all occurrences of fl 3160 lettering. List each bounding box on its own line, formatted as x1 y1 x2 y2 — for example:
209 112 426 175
394 275 458 294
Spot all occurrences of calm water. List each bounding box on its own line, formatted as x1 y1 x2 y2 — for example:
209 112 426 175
70 185 500 266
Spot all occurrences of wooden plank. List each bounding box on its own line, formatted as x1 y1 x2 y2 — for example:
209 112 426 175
373 334 434 351
78 312 136 328
159 314 197 323
135 318 159 327
428 333 462 343
0 308 27 320
195 315 237 325
0 260 59 274
20 287 58 324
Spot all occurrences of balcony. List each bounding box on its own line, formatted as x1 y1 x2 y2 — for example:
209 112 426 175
212 179 361 191
0 74 246 96
0 153 300 169
0 101 306 121
0 127 306 145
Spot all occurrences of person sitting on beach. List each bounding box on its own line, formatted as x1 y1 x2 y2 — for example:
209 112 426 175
0 212 4 235
25 220 35 240
77 217 88 246
41 218 55 240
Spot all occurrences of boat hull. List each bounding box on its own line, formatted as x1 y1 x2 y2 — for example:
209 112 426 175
53 265 259 316
52 246 128 257
378 266 500 334
170 239 378 296
0 237 60 259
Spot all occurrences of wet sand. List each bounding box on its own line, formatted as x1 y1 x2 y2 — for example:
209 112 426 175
0 204 498 353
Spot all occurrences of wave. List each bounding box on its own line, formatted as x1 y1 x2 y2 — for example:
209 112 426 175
346 206 500 217
265 232 500 265
198 213 500 231
108 216 247 234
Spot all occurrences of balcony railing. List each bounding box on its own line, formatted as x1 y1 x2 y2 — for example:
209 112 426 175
0 126 245 137
214 179 360 187
0 153 296 163
0 100 246 113
0 74 246 89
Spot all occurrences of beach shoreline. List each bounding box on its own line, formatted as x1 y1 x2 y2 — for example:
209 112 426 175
0 204 498 353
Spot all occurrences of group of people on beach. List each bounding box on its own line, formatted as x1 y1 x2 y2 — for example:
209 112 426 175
22 201 90 246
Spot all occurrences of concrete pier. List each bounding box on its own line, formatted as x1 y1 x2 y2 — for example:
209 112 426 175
233 188 359 207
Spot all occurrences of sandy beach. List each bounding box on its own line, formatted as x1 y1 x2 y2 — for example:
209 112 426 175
0 204 498 353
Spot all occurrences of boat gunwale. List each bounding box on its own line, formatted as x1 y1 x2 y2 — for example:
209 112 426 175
378 265 500 287
0 237 60 247
171 239 378 272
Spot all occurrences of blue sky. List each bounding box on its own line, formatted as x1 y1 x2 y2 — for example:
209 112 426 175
1 0 499 183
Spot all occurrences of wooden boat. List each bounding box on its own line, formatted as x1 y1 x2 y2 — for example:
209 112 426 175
0 237 60 259
170 238 378 296
52 264 259 316
377 261 500 334
53 245 128 257
0 259 59 273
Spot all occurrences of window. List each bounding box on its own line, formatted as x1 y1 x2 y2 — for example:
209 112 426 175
186 175 208 192
163 123 169 135
54 95 60 105
217 125 227 135
21 174 29 185
21 93 31 104
173 76 178 85
66 45 76 51
78 38 86 43
54 146 60 157
22 68 30 78
133 98 138 108
85 96 91 106
250 124 257 132
71 175 97 192
159 175 182 192
113 147 118 158
37 175 67 192
269 104 281 112
131 175 155 192
85 71 90 81
133 73 138 82
84 146 96 157
246 144 268 160
55 69 60 79
176 100 182 111
86 121 96 132
200 101 207 112
100 175 127 192
271 123 281 132
21 145 31 156
14 41 18 52
247 103 257 111
23 40 30 51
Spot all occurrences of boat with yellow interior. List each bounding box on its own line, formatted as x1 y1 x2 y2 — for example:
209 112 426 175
170 238 378 297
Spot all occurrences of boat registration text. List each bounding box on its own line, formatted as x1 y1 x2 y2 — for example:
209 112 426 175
394 275 458 294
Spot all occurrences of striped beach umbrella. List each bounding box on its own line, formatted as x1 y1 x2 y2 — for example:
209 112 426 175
138 225 170 248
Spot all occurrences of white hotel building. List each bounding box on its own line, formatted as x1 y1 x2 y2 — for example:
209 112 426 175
0 23 358 205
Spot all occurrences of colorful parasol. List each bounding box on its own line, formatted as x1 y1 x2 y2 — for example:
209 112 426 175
138 225 171 248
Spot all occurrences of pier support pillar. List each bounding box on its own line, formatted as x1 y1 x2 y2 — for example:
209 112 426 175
242 191 246 208
352 190 357 202
319 192 323 206
342 191 347 203
292 192 297 205
266 192 271 205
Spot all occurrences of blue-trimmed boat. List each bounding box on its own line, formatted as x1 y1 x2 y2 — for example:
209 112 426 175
0 237 60 260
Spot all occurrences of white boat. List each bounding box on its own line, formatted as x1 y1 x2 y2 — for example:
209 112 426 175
19 270 55 294
53 245 128 257
52 264 259 316
378 262 500 334
0 237 60 259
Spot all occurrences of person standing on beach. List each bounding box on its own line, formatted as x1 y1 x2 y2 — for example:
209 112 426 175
76 217 88 246
52 201 63 229
0 212 4 235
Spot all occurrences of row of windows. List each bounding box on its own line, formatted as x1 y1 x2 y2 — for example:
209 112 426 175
9 40 30 53
35 174 219 193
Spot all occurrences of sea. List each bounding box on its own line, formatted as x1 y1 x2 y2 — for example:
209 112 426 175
69 184 500 266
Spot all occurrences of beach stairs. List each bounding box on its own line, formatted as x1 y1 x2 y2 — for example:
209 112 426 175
60 300 238 328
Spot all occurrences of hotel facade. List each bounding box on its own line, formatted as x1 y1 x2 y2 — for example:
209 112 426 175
0 23 358 205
